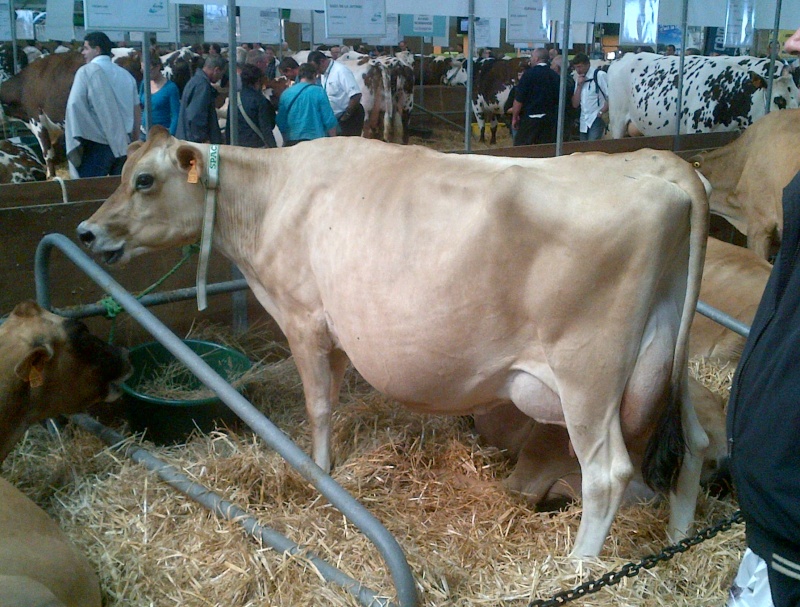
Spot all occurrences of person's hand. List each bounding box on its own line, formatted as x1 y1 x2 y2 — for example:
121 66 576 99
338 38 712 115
575 73 586 86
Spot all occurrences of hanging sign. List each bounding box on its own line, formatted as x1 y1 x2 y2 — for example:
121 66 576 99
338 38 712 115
620 0 660 46
240 7 281 44
84 0 171 32
724 0 755 48
0 3 11 41
203 4 229 43
507 0 549 44
325 0 386 38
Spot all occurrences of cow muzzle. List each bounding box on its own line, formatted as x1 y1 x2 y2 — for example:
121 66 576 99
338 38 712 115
76 222 125 264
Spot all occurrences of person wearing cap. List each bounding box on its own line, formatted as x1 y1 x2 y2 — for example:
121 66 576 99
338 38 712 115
307 50 364 137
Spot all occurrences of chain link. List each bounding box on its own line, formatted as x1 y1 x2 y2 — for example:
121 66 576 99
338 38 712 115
528 510 744 607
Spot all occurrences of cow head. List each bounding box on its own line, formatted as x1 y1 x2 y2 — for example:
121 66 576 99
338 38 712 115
77 126 208 265
0 301 130 462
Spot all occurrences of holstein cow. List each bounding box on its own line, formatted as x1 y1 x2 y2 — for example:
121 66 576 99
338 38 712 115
608 52 799 138
375 55 415 144
77 129 710 557
0 301 130 607
0 52 83 178
476 235 772 509
0 139 46 184
691 108 800 260
471 57 528 144
160 46 203 96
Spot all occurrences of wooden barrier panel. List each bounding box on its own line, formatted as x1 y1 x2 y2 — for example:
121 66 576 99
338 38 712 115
0 176 272 346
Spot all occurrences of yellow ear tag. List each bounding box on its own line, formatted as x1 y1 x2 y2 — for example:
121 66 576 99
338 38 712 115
29 366 43 388
187 159 199 184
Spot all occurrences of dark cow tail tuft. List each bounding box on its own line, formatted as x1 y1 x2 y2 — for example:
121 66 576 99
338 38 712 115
642 381 685 494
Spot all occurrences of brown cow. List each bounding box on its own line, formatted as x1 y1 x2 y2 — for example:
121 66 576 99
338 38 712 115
476 235 772 509
0 52 83 178
692 108 800 260
474 376 726 509
0 300 130 607
690 236 772 361
472 57 527 144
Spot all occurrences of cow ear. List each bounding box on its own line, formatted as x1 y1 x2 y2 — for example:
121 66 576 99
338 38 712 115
749 72 767 89
14 344 54 387
127 140 145 157
176 145 203 180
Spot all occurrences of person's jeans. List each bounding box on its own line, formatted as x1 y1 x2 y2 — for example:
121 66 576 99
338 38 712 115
77 140 126 178
579 116 606 141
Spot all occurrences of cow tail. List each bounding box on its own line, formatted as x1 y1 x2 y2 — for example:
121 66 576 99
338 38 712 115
643 166 710 494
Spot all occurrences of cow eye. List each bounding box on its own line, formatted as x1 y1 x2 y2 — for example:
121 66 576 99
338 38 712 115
135 173 154 190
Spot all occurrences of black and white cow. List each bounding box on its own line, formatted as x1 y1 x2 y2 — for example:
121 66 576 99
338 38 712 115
608 52 799 138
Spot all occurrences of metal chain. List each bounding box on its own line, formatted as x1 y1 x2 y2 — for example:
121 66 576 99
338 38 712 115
528 510 744 607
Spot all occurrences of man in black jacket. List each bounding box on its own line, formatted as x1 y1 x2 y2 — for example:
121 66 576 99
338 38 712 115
510 47 559 146
176 55 226 144
727 26 800 607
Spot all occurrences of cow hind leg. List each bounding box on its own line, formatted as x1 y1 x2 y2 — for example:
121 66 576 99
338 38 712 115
667 376 708 542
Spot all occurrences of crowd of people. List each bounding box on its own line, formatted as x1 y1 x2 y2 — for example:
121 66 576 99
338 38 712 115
62 33 372 178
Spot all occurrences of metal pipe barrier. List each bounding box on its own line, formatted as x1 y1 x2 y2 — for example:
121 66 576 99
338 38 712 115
34 233 419 607
71 414 395 607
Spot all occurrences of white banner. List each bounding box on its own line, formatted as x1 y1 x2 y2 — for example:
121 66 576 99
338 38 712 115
325 0 386 38
46 0 75 42
0 3 10 41
15 9 34 39
364 14 399 46
474 18 500 48
85 0 171 32
312 10 342 45
507 0 549 43
240 7 282 44
203 4 229 43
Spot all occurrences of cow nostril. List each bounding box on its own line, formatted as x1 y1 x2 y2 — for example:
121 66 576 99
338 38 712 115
78 228 95 245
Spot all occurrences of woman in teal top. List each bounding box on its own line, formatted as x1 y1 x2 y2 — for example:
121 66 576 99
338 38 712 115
139 55 180 140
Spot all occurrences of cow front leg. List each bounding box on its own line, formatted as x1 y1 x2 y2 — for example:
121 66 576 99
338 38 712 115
290 342 349 473
489 116 499 145
568 413 633 558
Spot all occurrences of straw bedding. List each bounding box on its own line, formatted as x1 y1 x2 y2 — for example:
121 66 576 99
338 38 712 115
2 321 744 606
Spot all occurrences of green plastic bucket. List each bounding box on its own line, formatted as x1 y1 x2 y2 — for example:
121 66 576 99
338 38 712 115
122 340 251 444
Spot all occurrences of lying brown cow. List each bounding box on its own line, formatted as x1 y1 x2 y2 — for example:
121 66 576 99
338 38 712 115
1 300 130 607
690 236 772 362
692 108 800 260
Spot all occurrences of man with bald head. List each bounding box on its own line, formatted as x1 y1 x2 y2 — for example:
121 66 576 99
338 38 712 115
510 47 559 146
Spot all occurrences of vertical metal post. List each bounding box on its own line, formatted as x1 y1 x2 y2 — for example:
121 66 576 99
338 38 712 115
673 0 690 150
142 34 152 141
226 0 247 333
765 0 783 116
9 1 19 74
464 0 475 152
556 1 572 157
175 2 181 48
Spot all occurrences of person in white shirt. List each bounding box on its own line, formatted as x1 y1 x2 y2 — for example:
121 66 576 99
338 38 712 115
65 31 140 178
571 52 609 141
308 50 364 136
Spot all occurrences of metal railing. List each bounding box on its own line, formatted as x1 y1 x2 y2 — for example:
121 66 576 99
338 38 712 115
34 233 418 607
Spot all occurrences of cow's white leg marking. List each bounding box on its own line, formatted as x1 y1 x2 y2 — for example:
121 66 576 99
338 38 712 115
668 375 707 542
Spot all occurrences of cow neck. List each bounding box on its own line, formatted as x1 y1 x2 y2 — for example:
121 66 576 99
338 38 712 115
196 144 220 311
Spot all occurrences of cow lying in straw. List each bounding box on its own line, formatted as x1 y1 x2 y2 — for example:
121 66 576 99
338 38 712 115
0 301 130 607
77 127 710 557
